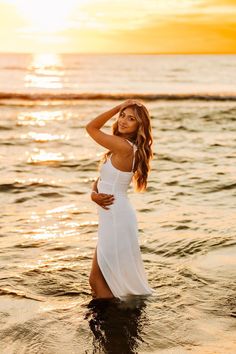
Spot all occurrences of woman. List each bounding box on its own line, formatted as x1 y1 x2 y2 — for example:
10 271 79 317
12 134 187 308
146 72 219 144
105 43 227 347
86 99 153 300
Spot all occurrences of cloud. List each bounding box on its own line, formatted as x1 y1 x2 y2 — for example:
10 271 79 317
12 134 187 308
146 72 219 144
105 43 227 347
69 0 204 31
0 1 27 30
203 0 236 5
62 0 236 53
197 0 236 13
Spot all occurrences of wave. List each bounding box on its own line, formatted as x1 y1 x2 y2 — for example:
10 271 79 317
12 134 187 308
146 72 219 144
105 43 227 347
143 235 236 258
0 91 236 101
0 287 44 301
0 181 62 193
2 66 27 71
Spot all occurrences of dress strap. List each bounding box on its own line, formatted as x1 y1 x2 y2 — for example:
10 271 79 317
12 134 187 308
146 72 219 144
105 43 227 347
125 139 137 172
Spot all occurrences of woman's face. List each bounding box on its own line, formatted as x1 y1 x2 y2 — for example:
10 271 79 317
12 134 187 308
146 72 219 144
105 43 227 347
117 107 139 136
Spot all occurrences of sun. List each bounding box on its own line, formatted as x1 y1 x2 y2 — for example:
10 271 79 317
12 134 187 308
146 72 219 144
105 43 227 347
13 0 81 32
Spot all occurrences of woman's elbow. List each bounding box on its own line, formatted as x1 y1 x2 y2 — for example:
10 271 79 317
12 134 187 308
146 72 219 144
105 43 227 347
86 124 99 136
86 123 92 134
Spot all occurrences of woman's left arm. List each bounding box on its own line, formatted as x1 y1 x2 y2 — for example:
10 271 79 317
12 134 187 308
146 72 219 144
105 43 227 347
90 177 115 210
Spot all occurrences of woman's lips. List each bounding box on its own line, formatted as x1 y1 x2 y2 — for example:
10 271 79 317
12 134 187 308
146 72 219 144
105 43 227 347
119 125 127 129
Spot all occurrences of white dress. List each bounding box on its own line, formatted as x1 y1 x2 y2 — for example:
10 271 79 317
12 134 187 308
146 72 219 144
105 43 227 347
96 139 153 299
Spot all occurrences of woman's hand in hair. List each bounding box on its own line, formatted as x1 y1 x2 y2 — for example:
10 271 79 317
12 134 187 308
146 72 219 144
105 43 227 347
91 192 115 210
119 99 143 111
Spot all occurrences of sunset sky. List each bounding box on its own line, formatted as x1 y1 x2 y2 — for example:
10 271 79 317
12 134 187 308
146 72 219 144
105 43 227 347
0 0 235 53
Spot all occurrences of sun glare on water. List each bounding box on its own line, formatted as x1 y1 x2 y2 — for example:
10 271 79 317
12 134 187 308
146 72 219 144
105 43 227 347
25 53 63 89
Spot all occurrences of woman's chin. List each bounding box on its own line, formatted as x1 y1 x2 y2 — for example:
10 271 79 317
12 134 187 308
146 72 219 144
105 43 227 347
117 129 132 138
118 128 126 134
119 130 127 135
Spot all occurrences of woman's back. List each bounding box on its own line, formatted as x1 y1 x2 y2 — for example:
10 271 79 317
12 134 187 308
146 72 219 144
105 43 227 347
98 141 137 195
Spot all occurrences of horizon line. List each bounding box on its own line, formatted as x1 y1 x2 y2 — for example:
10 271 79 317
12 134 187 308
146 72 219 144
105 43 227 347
0 51 236 56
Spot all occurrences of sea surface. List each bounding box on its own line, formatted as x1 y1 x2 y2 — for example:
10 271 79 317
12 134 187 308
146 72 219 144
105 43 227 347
0 53 236 354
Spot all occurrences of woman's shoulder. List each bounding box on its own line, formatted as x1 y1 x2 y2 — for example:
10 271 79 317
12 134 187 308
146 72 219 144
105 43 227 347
124 138 137 149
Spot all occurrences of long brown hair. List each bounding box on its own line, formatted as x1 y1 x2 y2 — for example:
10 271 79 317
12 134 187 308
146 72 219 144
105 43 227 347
102 103 153 192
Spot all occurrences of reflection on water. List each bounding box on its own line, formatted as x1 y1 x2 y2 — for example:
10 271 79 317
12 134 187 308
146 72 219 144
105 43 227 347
27 149 65 165
21 132 66 142
25 54 63 89
85 296 148 354
17 111 65 126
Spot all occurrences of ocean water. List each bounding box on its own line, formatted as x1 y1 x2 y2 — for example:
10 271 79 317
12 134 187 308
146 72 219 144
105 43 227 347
0 53 236 354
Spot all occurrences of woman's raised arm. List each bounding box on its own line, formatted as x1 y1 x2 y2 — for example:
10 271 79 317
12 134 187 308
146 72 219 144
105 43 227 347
86 100 138 153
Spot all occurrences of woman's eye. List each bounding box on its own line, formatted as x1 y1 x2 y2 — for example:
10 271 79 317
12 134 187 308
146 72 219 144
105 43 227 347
120 114 135 121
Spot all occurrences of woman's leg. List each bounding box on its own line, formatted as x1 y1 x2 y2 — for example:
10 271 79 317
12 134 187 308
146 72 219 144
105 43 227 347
89 247 114 299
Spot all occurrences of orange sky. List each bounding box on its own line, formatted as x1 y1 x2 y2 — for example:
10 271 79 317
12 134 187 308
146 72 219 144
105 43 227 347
0 0 235 53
